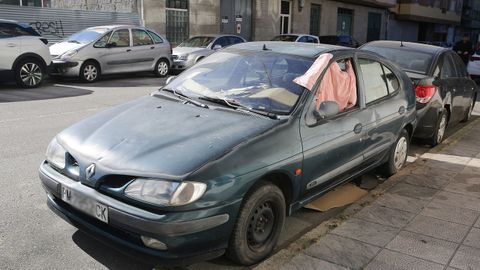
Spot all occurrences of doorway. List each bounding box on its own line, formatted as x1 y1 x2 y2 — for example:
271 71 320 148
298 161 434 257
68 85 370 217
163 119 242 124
337 8 353 36
220 0 252 40
310 4 321 36
367 12 381 41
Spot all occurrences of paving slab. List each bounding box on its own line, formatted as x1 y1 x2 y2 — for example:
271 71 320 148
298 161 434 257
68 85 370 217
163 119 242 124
364 249 444 270
449 245 480 270
304 234 380 270
402 174 451 190
463 227 480 250
372 193 429 214
420 200 480 226
278 217 312 246
444 173 480 199
422 158 468 173
354 204 416 228
386 231 458 265
388 182 439 200
475 218 480 228
331 218 399 247
433 191 480 212
404 215 470 243
410 165 458 182
280 253 349 270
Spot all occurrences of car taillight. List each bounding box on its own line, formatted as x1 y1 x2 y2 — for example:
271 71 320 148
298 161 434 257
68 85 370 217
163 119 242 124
415 85 437 104
40 38 48 45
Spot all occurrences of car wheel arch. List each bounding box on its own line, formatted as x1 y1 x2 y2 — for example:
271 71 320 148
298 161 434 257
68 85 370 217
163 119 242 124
403 123 414 140
157 57 171 67
12 53 47 71
83 59 102 73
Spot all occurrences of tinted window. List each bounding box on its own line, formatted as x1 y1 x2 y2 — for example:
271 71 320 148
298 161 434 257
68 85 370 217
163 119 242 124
319 36 338 44
306 36 318 43
0 23 16 38
17 24 40 36
147 30 163 43
109 29 130 47
272 35 298 42
178 36 214 48
297 36 307 43
361 45 434 74
451 53 467 77
228 36 244 45
442 55 457 78
213 37 230 48
359 59 389 103
132 29 154 46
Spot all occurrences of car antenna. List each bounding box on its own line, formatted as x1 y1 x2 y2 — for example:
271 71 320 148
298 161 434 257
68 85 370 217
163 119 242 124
263 44 270 51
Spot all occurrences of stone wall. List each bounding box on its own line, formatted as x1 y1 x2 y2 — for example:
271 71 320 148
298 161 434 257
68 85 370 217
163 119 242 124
51 0 137 13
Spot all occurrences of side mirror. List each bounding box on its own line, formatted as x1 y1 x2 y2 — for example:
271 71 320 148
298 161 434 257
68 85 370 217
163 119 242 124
106 42 117 48
213 44 222 50
313 101 340 121
166 76 176 84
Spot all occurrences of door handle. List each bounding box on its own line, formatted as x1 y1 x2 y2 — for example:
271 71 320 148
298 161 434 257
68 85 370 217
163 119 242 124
7 43 16 47
398 106 406 115
353 123 362 134
150 46 155 49
126 49 132 52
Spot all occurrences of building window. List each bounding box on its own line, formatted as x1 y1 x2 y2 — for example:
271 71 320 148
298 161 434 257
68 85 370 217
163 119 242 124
309 4 321 36
337 8 353 36
166 0 189 45
280 0 291 34
0 0 50 7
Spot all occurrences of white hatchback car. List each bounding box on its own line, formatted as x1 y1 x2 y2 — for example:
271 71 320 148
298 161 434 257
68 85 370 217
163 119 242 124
50 25 172 82
0 19 52 88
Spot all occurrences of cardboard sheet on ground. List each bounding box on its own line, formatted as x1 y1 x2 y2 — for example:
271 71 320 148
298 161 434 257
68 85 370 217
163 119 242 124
304 183 368 212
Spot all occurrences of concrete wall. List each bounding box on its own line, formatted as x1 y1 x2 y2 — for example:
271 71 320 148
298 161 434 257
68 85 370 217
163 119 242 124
252 0 281 41
143 0 166 35
51 0 136 12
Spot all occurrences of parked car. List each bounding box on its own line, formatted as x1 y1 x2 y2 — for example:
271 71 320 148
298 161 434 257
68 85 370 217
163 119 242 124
0 19 51 88
271 34 319 43
361 41 477 145
319 35 360 48
39 41 416 266
467 51 480 82
49 25 172 82
171 34 246 71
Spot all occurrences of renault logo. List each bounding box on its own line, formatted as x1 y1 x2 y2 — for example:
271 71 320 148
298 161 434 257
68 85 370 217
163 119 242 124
86 163 96 180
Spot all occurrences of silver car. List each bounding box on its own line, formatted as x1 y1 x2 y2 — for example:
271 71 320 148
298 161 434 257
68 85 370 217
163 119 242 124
171 34 246 71
49 25 172 82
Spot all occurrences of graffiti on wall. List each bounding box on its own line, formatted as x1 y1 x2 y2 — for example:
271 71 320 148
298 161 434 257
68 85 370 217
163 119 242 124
29 20 65 38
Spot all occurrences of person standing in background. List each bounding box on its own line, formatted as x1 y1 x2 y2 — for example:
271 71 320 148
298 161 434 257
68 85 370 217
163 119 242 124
453 34 474 65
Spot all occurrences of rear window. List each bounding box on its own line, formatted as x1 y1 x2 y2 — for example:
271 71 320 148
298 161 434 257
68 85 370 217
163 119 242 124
319 36 338 44
272 35 298 42
362 45 434 74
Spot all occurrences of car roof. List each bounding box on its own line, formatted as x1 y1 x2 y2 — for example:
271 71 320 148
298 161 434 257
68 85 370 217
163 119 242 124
228 41 346 58
363 40 447 55
190 34 244 38
86 25 138 31
0 19 18 24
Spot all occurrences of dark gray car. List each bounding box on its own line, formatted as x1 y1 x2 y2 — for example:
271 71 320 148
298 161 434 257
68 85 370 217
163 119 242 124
361 41 477 145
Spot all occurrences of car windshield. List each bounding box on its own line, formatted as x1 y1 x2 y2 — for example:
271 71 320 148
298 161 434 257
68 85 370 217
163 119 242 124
272 35 298 42
65 28 109 44
362 45 434 74
161 50 313 114
178 36 215 48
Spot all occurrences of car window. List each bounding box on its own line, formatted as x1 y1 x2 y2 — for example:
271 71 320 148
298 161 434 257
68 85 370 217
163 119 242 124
306 36 318 43
451 53 467 77
147 30 164 43
0 23 16 38
94 32 111 48
132 29 154 46
213 37 229 48
229 36 244 44
442 54 457 78
358 58 389 104
109 29 130 47
298 36 308 43
383 65 400 93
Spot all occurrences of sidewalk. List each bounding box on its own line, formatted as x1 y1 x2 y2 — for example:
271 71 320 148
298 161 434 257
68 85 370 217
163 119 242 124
257 118 480 270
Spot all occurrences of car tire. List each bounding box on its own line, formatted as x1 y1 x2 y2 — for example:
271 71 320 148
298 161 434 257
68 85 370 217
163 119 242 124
154 59 169 78
380 129 409 177
428 110 448 146
226 182 285 265
14 58 45 88
80 61 100 83
461 96 475 122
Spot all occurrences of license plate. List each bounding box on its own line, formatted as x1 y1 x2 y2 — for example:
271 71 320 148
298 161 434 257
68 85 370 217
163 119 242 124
61 186 108 223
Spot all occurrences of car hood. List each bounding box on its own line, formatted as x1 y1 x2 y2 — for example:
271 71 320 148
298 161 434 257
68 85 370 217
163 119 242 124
57 95 278 180
172 47 209 56
49 41 87 56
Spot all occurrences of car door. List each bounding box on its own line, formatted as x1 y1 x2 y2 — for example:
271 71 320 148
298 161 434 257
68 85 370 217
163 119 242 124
98 28 132 74
130 28 156 71
299 55 368 200
0 23 20 71
148 30 171 62
452 52 476 112
356 54 408 165
440 53 464 123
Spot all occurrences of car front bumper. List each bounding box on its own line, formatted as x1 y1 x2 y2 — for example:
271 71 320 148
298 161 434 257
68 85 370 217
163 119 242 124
171 59 195 71
39 161 240 266
51 59 82 77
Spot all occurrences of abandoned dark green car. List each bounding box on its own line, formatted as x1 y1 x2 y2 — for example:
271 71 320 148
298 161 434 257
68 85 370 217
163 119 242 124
39 42 416 266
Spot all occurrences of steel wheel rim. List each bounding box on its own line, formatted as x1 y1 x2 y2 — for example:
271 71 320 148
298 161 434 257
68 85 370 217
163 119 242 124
20 63 42 86
437 114 447 143
393 137 408 170
247 201 276 250
158 61 168 76
83 64 98 81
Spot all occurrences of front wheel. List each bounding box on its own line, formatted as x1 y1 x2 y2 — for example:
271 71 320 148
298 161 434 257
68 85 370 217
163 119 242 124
154 59 169 77
227 182 285 265
380 129 409 177
80 61 100 83
14 58 45 88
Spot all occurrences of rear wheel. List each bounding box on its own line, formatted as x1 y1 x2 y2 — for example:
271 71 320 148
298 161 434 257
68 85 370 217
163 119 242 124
154 59 169 77
380 129 409 177
14 58 45 88
80 61 100 83
461 96 475 122
227 182 285 265
428 110 448 146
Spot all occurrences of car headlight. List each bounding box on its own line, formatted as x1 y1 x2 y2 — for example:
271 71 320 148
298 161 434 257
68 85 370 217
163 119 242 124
61 49 78 60
124 178 206 206
45 137 66 169
179 54 189 61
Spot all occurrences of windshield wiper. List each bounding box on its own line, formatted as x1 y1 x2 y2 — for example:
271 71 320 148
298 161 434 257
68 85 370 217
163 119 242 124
198 95 278 119
161 88 209 109
67 40 81 44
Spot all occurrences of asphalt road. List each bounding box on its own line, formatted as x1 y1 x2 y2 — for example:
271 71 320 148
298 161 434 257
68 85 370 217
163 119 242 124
0 75 479 270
